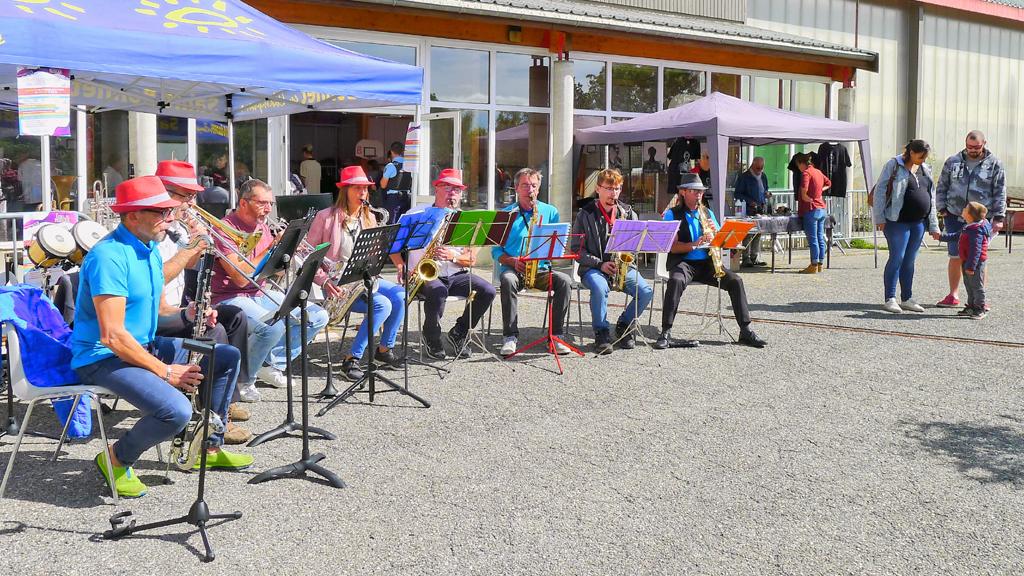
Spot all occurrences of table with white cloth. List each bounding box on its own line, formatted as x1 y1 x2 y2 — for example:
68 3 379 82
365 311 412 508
726 214 834 273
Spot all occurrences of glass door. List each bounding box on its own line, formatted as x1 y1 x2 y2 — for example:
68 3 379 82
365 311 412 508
423 111 461 186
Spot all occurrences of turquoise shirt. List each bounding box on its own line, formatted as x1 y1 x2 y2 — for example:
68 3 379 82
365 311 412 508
492 200 560 275
71 224 164 369
663 207 719 261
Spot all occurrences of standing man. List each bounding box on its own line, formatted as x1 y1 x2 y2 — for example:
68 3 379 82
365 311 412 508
492 168 573 356
935 130 1007 308
732 156 770 267
298 145 321 194
659 173 766 350
211 179 328 389
72 176 252 498
393 168 496 360
571 168 654 355
380 141 412 224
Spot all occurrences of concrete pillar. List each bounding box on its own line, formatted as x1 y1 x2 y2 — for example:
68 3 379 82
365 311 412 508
838 86 856 237
550 59 574 221
267 115 289 197
129 112 158 176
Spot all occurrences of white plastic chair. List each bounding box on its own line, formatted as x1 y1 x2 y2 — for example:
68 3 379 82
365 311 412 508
0 323 120 503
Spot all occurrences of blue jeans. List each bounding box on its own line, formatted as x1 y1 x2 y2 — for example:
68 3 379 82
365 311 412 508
348 279 406 359
882 219 925 301
219 290 328 377
74 337 240 466
582 267 653 331
803 209 827 263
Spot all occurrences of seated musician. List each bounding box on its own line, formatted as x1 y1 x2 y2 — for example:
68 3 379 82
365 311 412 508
491 167 572 356
154 160 253 444
71 176 252 499
306 165 403 382
390 168 496 361
210 179 328 390
570 168 654 355
659 173 767 349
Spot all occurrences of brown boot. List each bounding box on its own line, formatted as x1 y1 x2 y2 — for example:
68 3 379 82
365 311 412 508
798 263 817 274
224 423 253 445
816 262 823 273
228 403 250 422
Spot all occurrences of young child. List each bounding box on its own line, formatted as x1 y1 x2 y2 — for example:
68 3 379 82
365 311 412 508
941 201 992 319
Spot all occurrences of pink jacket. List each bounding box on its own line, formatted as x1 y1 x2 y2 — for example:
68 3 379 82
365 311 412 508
304 206 381 286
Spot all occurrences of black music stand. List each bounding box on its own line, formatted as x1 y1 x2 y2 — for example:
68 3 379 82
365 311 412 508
441 210 513 363
104 338 241 563
317 224 430 415
503 226 584 375
248 244 344 488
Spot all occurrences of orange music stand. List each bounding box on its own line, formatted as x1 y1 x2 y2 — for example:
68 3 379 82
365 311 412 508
710 220 756 250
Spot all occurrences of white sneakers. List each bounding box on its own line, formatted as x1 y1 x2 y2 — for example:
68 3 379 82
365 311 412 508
553 340 572 355
256 366 288 389
900 299 925 313
500 336 518 356
238 381 261 403
882 298 902 314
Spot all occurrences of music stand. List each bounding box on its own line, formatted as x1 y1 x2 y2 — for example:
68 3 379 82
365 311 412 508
604 220 681 352
104 338 242 563
248 244 344 488
503 224 584 374
317 224 430 416
692 219 756 342
440 210 513 364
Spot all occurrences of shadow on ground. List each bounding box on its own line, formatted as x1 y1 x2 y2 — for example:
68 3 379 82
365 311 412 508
902 416 1024 486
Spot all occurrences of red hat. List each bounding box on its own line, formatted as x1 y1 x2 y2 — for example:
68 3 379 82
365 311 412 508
336 165 374 187
433 168 466 189
111 176 181 213
155 160 204 192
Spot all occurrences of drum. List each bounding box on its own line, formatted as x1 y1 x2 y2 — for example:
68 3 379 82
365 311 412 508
27 224 75 269
68 221 109 266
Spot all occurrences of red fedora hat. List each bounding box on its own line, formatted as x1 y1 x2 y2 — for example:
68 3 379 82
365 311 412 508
336 165 374 187
432 168 466 189
111 176 181 213
155 160 204 192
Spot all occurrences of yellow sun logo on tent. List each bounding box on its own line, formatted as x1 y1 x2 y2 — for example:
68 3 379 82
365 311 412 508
12 0 86 21
135 0 265 38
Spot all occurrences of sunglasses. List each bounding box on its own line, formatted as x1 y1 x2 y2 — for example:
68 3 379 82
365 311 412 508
141 207 175 220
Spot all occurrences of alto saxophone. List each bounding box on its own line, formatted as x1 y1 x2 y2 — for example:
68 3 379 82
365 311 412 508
696 203 726 279
167 247 226 473
613 251 634 291
406 212 452 303
522 203 544 289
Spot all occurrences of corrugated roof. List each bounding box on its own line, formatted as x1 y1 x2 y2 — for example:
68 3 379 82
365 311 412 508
348 0 879 70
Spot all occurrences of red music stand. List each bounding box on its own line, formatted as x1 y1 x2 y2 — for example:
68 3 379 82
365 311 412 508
504 227 584 375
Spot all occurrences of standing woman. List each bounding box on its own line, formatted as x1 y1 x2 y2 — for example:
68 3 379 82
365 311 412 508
872 140 941 314
306 165 405 381
795 153 831 274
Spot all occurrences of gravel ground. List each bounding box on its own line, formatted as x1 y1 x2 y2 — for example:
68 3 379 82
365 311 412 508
1 241 1021 575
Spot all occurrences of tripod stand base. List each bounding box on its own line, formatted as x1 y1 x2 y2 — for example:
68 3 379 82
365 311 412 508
507 335 583 375
103 500 242 563
317 371 430 416
247 452 345 488
247 419 336 448
3 417 18 437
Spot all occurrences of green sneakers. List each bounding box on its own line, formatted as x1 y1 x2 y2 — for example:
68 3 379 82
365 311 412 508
95 452 147 498
192 449 254 471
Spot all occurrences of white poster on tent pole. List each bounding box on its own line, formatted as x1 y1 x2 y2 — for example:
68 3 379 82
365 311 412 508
17 67 71 137
404 122 420 194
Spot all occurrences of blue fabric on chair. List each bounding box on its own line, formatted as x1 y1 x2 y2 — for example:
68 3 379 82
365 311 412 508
0 284 79 388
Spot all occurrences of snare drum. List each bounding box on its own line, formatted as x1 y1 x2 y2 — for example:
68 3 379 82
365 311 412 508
68 221 109 266
27 224 75 269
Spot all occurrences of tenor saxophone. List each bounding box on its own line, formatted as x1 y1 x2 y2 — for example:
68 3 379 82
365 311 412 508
697 203 726 279
522 203 544 289
406 212 452 302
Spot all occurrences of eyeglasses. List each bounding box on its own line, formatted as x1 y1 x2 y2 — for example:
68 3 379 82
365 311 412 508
597 185 622 193
245 198 275 207
516 182 540 190
439 185 463 193
141 207 175 220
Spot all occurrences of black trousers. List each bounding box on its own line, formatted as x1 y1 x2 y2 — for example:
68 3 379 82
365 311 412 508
662 259 751 331
156 304 251 385
418 272 496 344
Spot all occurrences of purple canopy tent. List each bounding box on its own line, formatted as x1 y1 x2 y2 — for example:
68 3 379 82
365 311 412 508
576 92 878 265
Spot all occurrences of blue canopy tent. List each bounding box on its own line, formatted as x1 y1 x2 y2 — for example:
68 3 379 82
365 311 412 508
0 0 423 205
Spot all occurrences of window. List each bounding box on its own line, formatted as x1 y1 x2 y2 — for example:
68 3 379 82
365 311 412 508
89 110 129 195
573 60 606 111
611 63 656 113
496 112 549 206
793 81 826 117
663 68 705 109
496 53 550 107
157 116 188 163
430 47 489 104
327 40 416 66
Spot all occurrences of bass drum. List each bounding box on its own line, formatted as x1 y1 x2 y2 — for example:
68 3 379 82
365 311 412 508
68 221 109 266
27 224 75 269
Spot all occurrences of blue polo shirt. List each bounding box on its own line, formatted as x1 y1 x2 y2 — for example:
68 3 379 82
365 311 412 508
664 207 719 261
492 200 561 275
71 223 164 369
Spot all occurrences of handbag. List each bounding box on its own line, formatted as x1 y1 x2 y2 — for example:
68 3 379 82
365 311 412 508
868 162 897 209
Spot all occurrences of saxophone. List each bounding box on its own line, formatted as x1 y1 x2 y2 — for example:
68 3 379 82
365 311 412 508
406 212 452 303
613 251 634 291
522 202 544 289
167 248 226 472
696 203 725 279
321 202 386 326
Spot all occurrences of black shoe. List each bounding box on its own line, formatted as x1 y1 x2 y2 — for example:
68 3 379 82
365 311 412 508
737 329 767 348
424 340 447 361
753 260 769 267
653 330 671 350
593 329 613 355
447 329 471 359
615 322 635 350
341 357 364 381
374 348 400 369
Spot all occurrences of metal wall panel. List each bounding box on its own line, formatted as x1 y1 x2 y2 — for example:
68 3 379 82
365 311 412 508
747 0 909 188
590 0 745 21
919 7 1023 192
